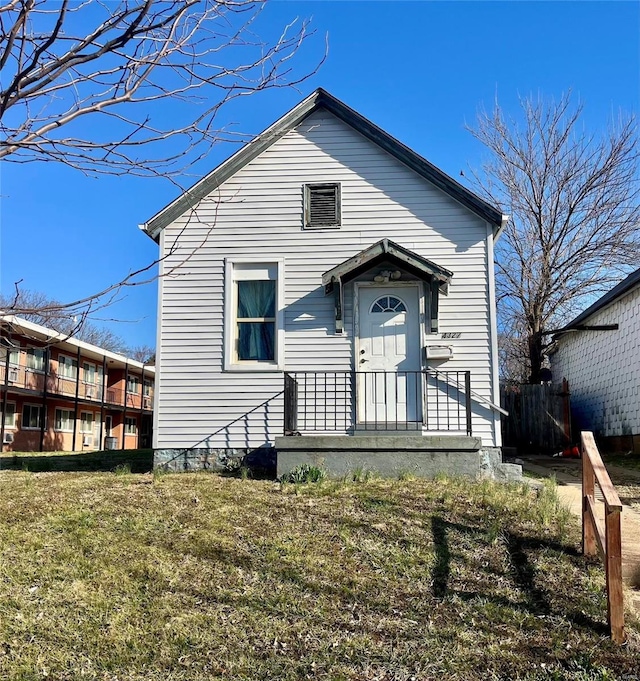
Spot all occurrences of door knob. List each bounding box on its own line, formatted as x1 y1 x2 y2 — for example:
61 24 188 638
360 358 368 364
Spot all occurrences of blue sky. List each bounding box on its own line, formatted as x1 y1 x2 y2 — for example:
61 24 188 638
1 0 638 349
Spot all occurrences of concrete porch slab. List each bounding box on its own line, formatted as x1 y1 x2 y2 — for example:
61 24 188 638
275 435 520 482
275 434 483 452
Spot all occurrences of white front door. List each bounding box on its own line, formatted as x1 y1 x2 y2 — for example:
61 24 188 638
357 285 422 425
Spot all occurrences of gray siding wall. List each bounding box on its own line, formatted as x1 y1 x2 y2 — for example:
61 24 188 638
156 110 499 449
551 285 640 438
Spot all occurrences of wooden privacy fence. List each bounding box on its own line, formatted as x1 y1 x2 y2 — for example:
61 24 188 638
500 380 571 453
581 431 625 644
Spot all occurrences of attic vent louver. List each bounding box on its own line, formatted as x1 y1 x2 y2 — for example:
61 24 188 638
304 183 341 228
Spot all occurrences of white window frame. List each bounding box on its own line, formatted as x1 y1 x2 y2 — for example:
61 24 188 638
26 347 45 372
22 403 45 430
127 375 140 394
1 345 20 366
124 416 137 435
2 402 16 429
224 258 284 372
58 354 78 380
79 411 95 434
54 408 75 433
83 361 97 384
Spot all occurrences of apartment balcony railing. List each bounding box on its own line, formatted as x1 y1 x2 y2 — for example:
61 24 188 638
284 370 472 436
1 364 153 410
106 388 154 411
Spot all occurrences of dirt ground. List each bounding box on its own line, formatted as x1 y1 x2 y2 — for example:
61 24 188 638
518 454 640 614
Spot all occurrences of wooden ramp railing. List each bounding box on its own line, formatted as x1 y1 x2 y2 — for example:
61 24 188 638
581 431 625 644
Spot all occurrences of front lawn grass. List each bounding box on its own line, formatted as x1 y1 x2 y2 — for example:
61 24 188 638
602 451 640 473
0 471 638 680
0 448 153 473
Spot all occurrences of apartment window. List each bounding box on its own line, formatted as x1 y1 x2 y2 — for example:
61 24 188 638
22 404 44 430
125 417 137 435
26 348 45 372
58 355 78 380
303 183 341 229
80 412 94 434
2 403 16 429
83 362 96 384
55 408 74 432
127 375 140 394
0 346 19 366
143 379 152 397
224 260 284 370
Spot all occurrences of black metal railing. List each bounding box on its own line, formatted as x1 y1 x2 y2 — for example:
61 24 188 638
283 370 472 435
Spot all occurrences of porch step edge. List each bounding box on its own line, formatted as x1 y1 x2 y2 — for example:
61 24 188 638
275 435 482 451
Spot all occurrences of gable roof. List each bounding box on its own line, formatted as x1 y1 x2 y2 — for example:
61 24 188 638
141 88 505 242
557 267 640 333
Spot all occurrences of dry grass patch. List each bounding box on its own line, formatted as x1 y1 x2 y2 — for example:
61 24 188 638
0 471 638 680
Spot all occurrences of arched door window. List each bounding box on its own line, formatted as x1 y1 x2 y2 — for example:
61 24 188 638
370 296 407 313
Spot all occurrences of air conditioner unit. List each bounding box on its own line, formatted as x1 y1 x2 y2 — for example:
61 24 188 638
85 386 95 399
7 367 18 383
3 432 14 444
82 435 93 447
143 396 152 410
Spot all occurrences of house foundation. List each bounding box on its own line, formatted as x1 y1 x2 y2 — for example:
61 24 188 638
153 436 522 482
153 446 276 473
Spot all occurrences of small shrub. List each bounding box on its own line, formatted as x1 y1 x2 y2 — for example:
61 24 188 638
345 467 376 483
533 476 574 541
280 464 326 484
153 465 170 482
113 463 131 476
486 517 504 544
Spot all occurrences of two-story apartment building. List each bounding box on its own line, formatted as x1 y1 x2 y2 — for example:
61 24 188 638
0 315 154 452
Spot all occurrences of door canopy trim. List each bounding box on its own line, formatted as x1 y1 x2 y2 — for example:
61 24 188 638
322 239 453 333
322 238 452 292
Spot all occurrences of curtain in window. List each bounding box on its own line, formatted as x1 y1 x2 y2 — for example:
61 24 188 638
237 280 275 361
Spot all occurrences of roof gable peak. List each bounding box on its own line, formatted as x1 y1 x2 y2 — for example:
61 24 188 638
141 89 504 241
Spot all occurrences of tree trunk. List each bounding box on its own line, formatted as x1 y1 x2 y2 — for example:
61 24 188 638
528 331 544 384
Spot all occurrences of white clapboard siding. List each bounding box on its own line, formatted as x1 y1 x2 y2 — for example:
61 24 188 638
551 284 640 438
156 110 498 449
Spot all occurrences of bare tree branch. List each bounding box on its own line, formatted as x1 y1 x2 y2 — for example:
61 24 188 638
0 1 324 176
0 288 134 353
0 0 324 334
468 92 640 383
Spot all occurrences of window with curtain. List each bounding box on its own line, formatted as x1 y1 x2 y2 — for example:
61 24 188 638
22 404 44 429
236 279 276 361
55 408 74 432
127 375 140 394
26 348 45 372
83 362 96 384
80 412 94 433
226 260 282 369
0 346 19 366
2 403 16 428
58 355 78 379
